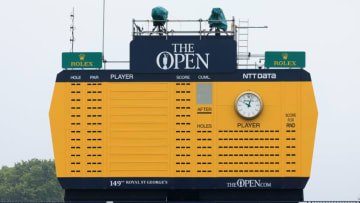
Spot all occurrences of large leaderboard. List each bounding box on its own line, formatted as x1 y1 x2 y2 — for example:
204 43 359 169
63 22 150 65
50 36 318 202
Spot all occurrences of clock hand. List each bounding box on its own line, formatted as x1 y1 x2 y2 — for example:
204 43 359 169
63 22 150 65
247 96 252 107
242 101 250 107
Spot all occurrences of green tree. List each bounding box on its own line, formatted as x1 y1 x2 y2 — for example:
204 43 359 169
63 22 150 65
0 159 64 201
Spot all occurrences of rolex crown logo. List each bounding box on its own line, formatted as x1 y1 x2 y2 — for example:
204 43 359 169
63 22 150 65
282 53 288 60
79 54 86 61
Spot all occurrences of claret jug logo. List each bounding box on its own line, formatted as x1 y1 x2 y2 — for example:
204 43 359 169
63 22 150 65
156 43 210 71
157 52 173 70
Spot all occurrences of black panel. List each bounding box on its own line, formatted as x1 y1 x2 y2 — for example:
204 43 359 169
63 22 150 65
130 36 237 73
64 189 303 202
55 69 311 82
58 177 309 190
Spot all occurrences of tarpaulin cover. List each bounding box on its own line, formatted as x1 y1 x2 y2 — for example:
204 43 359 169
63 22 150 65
208 8 227 30
151 7 168 26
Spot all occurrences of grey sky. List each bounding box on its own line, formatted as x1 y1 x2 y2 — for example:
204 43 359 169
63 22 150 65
0 0 359 201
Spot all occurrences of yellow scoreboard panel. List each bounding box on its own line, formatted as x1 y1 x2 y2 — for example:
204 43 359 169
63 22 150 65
50 70 317 190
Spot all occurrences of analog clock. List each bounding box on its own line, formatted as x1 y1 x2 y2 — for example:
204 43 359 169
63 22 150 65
235 91 264 119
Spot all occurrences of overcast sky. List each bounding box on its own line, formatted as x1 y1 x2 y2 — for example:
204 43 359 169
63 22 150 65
0 0 360 201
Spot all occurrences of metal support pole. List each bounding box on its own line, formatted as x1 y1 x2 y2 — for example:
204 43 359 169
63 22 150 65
199 19 202 40
102 0 106 69
70 7 75 53
132 19 135 39
166 19 168 40
234 16 236 36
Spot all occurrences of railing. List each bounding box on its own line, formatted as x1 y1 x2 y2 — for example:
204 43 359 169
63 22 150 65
132 18 236 39
131 18 270 69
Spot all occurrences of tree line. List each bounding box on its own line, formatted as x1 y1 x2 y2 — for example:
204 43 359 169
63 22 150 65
0 159 64 201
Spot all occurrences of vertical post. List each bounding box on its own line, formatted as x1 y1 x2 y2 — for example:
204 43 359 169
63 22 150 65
102 0 106 69
132 19 135 39
199 18 202 40
247 19 250 69
147 20 150 33
165 19 168 40
232 16 235 40
70 7 75 53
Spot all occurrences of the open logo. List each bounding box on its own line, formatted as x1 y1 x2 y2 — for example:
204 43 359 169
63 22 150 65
155 43 210 71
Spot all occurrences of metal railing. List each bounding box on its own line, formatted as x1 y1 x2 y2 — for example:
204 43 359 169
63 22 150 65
131 18 271 69
132 18 236 40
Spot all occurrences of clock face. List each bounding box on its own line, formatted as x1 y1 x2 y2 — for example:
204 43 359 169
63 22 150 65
235 91 264 119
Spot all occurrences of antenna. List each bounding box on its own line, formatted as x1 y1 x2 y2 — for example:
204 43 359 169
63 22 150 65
70 7 75 52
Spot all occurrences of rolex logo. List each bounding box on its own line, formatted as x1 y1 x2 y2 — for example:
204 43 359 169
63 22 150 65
79 54 86 61
282 53 288 60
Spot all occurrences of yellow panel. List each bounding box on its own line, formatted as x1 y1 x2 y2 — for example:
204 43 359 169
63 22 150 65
50 81 317 178
49 83 68 177
300 82 318 177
